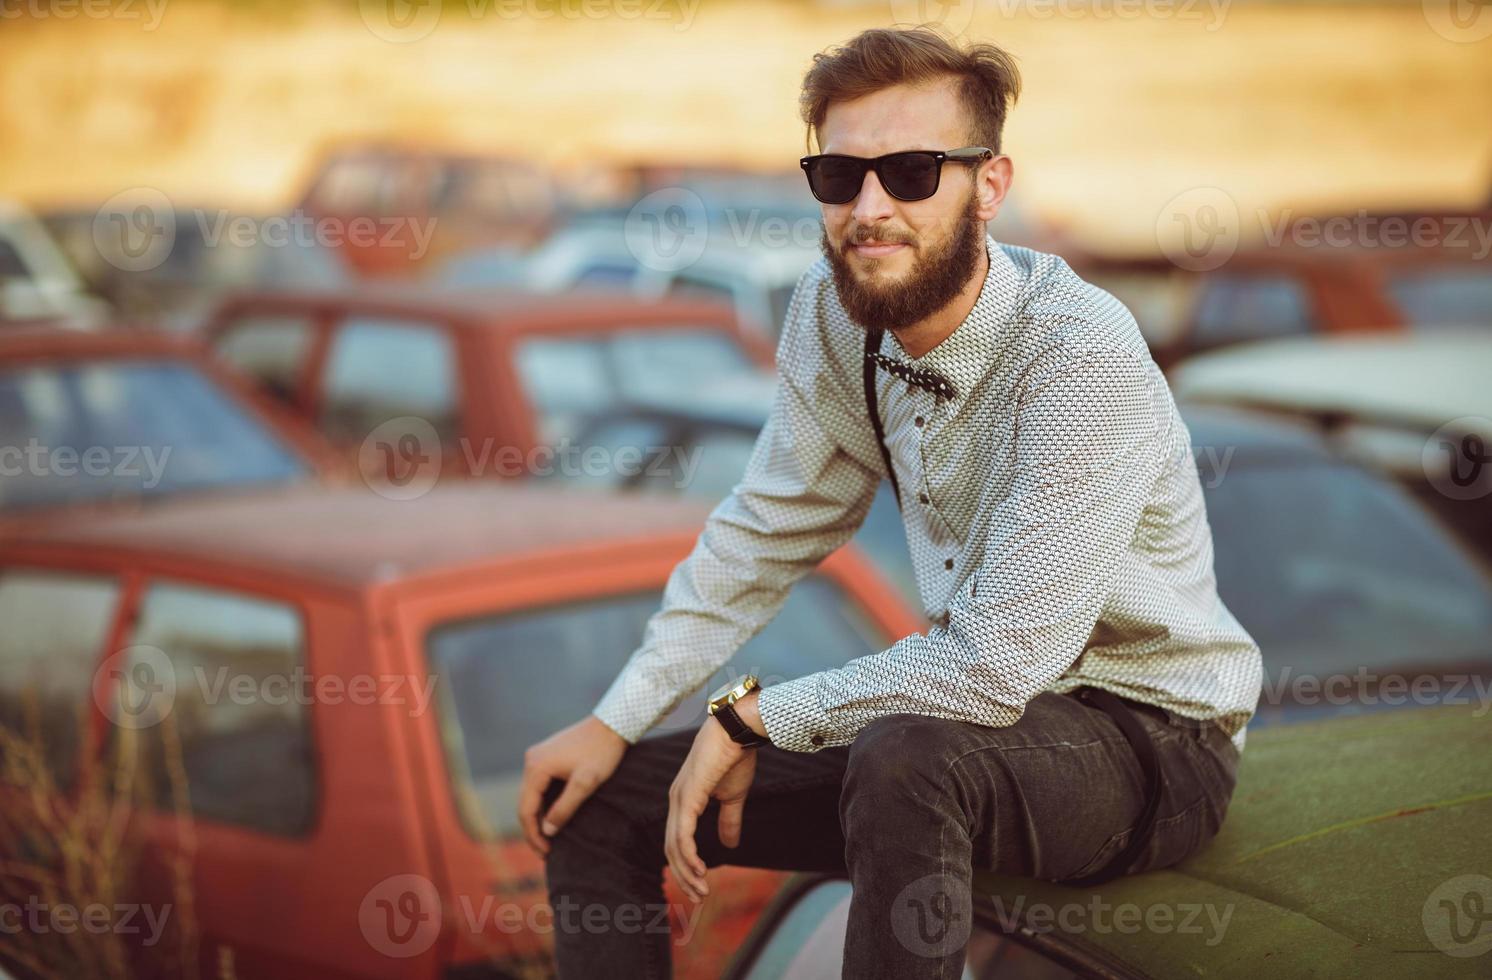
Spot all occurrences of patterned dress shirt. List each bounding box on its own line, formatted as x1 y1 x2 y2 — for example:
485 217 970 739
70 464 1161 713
593 235 1263 754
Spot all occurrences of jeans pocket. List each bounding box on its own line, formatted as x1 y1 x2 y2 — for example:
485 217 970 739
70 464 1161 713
1062 825 1134 882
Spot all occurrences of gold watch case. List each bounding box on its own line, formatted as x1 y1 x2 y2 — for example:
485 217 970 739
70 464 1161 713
707 675 760 715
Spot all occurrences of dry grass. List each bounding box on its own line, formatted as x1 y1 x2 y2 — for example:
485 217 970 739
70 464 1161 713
0 697 198 980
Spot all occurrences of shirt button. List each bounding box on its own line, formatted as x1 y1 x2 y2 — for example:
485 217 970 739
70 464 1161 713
918 492 929 504
944 558 954 570
914 416 925 427
811 735 825 747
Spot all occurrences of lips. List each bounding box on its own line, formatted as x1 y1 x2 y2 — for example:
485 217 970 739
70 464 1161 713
851 241 908 257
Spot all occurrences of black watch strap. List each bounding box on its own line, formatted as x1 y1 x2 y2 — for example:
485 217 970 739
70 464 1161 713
713 702 771 748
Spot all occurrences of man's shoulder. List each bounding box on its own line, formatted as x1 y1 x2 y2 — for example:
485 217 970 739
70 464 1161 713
996 241 1154 375
775 254 864 390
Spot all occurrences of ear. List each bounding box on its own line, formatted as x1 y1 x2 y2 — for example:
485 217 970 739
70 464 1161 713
973 155 1014 224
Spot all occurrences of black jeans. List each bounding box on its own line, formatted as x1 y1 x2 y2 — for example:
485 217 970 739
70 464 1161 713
542 689 1240 979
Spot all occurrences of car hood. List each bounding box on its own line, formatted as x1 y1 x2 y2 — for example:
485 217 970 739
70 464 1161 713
974 704 1492 978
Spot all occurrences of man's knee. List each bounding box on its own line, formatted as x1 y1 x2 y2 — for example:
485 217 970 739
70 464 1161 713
841 715 974 828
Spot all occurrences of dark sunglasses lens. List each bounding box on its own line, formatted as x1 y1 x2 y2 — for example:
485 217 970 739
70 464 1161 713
807 157 867 204
879 153 941 201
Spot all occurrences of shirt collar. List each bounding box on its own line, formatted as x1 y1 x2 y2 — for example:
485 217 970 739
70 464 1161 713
878 235 1022 415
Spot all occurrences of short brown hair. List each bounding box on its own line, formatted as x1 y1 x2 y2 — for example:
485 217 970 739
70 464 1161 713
800 26 1022 154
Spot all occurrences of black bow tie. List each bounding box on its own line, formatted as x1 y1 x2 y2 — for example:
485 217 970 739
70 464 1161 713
865 351 956 399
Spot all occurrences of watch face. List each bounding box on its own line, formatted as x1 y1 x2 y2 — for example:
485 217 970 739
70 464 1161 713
707 681 736 706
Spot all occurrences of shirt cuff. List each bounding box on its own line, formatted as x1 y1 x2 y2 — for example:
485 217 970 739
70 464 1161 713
591 665 670 745
757 675 844 752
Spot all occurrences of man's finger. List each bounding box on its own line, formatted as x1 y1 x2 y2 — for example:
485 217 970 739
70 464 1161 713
517 766 552 855
672 801 708 896
663 797 699 903
541 770 600 838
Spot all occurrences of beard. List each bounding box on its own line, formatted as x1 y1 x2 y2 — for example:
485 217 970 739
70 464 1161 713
820 192 986 333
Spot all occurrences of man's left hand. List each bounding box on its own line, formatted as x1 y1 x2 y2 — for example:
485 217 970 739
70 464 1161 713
664 691 768 902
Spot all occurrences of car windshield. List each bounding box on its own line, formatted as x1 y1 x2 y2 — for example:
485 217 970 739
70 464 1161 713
1204 458 1492 677
425 574 883 840
0 359 307 511
1387 266 1492 329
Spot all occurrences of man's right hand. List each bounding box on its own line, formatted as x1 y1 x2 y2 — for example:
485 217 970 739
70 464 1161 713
518 714 629 856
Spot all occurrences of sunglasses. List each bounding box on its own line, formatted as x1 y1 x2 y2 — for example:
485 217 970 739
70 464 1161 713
799 146 993 205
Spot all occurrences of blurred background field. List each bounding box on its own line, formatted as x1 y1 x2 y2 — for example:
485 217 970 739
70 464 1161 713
3 0 1491 253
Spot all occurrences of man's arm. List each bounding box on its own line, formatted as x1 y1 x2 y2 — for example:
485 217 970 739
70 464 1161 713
592 360 881 742
757 345 1168 751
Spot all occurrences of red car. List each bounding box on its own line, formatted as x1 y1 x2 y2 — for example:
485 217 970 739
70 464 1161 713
0 326 332 527
295 145 560 277
1079 208 1492 369
202 288 775 490
0 481 922 979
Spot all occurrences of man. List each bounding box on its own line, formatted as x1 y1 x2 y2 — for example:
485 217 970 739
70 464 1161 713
520 25 1262 979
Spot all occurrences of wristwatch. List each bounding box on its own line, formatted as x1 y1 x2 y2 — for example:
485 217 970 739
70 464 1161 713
707 675 771 748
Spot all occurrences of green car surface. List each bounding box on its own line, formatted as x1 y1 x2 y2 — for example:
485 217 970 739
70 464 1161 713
727 704 1492 979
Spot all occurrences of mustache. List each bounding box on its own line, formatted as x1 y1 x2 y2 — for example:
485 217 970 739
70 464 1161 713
845 225 916 248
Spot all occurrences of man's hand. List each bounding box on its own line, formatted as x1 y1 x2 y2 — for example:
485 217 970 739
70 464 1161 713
518 714 629 856
664 691 769 902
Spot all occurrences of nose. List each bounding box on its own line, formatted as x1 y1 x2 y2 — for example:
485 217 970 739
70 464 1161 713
850 167 895 228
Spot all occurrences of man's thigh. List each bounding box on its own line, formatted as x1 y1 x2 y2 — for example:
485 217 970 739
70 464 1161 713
846 690 1225 882
546 727 851 876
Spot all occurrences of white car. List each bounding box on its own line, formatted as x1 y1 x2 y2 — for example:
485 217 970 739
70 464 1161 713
437 216 821 347
1170 331 1492 558
0 200 108 329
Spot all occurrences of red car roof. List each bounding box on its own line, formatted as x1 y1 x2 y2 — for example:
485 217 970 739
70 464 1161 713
8 481 714 588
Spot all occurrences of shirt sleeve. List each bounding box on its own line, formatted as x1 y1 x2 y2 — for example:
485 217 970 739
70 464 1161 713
590 295 881 743
756 345 1168 752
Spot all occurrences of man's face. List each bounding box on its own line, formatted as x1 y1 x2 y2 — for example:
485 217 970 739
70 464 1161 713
815 78 997 331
